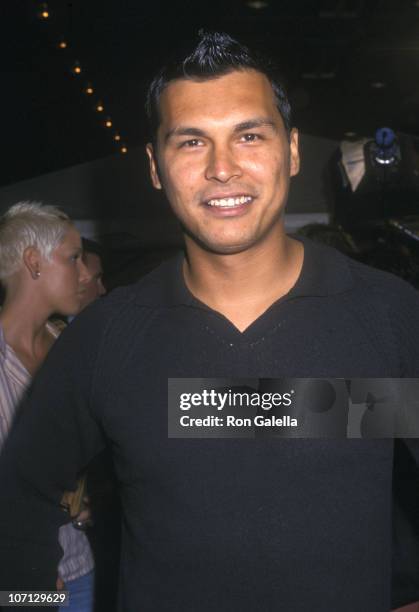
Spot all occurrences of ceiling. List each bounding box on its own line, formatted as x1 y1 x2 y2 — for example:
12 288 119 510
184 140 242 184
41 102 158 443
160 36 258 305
1 0 419 187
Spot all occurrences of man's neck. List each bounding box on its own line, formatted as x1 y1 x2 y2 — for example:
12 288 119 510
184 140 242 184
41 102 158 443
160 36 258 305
183 234 304 332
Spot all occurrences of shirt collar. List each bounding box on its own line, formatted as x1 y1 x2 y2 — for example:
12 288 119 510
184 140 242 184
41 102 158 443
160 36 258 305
133 236 355 309
286 235 355 298
0 321 31 386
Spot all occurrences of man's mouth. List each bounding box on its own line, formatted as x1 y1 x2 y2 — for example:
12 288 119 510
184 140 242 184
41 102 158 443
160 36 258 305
205 195 253 208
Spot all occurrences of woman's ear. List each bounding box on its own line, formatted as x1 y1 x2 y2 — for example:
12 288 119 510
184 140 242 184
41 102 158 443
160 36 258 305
23 246 42 280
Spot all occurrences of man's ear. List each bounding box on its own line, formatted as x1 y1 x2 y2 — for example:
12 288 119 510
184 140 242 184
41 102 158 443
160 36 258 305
23 246 42 279
146 143 162 190
289 128 300 177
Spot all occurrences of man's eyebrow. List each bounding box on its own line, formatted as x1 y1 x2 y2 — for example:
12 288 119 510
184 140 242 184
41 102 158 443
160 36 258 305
233 118 278 133
164 127 207 143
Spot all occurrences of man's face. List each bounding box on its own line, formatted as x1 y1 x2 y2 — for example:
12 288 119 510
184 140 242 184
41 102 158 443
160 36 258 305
146 69 299 255
79 252 106 310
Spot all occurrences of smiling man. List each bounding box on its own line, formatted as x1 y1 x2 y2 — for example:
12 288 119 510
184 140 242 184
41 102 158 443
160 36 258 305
147 71 299 255
146 68 303 332
0 31 419 612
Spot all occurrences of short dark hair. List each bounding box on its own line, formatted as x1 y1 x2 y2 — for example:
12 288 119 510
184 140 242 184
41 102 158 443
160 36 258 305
82 237 104 260
145 31 292 144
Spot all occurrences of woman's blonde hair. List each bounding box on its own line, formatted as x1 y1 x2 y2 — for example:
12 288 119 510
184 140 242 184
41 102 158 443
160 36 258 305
0 201 71 281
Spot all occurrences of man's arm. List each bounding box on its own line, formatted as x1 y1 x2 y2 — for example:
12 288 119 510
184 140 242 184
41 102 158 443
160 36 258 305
0 305 107 590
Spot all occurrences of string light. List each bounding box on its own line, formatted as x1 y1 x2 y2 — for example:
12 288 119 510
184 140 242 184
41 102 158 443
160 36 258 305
72 62 82 75
37 4 128 159
38 3 50 19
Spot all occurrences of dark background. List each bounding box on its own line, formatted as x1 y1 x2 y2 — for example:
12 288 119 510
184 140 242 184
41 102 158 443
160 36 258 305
1 1 419 288
2 0 419 187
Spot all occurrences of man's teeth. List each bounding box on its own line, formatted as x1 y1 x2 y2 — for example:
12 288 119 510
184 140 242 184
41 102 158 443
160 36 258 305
207 196 253 207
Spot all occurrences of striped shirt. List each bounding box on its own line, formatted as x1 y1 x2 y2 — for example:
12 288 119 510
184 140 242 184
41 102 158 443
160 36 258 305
0 322 94 583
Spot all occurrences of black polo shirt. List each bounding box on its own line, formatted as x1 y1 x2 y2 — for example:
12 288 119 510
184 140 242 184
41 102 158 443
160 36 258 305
0 237 418 611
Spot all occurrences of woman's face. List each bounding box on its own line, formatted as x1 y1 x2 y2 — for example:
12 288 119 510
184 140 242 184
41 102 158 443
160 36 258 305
40 226 90 316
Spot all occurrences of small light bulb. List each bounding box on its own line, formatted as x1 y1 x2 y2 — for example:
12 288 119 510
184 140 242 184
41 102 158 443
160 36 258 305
85 85 94 95
105 119 112 128
58 41 67 49
96 103 104 112
121 146 128 154
74 66 81 74
38 3 49 19
114 133 121 141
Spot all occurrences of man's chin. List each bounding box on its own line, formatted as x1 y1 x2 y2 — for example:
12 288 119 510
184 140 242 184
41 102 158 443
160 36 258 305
184 230 256 256
196 240 254 256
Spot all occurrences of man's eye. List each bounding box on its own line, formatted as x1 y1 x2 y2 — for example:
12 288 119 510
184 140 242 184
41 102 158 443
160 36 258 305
179 139 203 148
240 133 262 143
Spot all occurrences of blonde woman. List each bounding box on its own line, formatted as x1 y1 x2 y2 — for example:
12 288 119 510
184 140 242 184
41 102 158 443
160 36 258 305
0 202 94 611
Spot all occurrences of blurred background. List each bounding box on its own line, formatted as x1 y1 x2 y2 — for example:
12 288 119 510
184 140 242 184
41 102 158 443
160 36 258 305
1 0 419 287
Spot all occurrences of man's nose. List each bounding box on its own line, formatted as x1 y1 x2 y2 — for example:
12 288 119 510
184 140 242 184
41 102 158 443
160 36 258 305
205 144 242 183
98 279 106 296
78 259 91 284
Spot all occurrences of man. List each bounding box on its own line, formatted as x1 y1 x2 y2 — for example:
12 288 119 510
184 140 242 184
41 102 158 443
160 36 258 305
80 238 106 310
0 31 419 612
